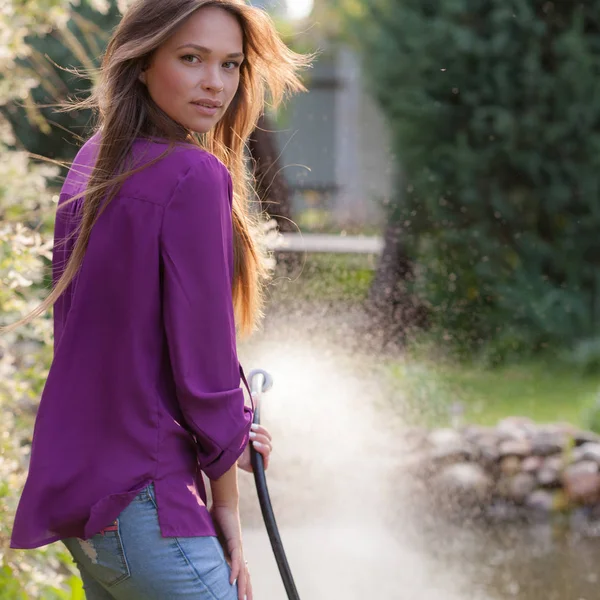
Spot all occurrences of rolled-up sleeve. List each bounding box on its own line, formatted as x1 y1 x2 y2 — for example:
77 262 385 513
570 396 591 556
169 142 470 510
160 155 252 480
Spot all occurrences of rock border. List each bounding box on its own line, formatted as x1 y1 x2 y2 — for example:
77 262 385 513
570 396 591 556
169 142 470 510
402 417 600 521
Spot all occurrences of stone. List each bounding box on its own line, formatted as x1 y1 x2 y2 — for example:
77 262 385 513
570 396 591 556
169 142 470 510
579 442 600 463
574 430 600 446
497 417 534 440
500 456 521 476
461 425 489 443
509 473 537 504
544 455 566 472
496 476 512 499
433 463 494 508
564 460 598 478
521 455 544 474
563 471 600 505
474 435 499 466
406 425 600 521
477 432 500 445
537 467 561 488
437 463 493 503
499 438 532 458
430 444 476 464
531 431 566 456
428 428 464 447
571 446 586 462
428 429 476 464
525 489 556 512
463 425 500 443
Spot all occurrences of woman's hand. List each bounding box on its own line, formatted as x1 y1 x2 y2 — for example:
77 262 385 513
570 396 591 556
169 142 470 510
210 504 252 600
237 423 273 472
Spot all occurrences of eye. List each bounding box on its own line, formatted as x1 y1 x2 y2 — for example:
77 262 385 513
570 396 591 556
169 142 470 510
181 54 200 64
223 61 241 70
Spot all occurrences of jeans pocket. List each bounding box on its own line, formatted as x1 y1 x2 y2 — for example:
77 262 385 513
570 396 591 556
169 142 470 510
64 519 131 588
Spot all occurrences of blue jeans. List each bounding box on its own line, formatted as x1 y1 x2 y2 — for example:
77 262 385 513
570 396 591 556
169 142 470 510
62 484 238 599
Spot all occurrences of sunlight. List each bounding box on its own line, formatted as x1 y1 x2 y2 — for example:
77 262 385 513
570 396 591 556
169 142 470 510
286 0 314 20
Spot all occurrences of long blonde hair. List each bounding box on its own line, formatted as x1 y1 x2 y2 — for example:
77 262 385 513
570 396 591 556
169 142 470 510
9 0 309 336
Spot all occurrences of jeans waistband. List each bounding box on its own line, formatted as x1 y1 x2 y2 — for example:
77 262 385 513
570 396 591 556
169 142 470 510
132 482 155 503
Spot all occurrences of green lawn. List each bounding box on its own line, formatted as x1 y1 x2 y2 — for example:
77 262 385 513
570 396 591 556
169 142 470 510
268 252 376 302
275 251 600 430
388 358 600 429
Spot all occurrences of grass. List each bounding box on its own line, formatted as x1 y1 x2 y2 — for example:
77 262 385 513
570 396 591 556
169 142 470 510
294 209 383 236
274 252 600 430
268 252 377 303
388 358 600 429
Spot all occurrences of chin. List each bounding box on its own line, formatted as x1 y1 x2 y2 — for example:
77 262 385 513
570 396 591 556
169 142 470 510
186 117 219 135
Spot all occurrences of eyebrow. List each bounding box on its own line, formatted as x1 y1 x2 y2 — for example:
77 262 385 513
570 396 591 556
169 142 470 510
176 43 244 59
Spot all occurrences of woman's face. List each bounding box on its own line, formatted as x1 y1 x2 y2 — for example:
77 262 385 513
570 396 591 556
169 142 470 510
142 6 244 134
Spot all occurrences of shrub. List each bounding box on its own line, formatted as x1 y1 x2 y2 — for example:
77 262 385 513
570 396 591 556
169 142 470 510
342 0 600 360
0 1 108 596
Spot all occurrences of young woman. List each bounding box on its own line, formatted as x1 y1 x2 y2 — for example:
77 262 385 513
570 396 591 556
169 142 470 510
8 1 308 598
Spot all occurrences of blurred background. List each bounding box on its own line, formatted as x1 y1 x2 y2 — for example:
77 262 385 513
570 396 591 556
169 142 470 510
3 1 600 598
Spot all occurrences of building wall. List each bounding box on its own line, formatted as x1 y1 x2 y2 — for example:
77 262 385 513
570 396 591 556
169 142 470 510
276 45 394 229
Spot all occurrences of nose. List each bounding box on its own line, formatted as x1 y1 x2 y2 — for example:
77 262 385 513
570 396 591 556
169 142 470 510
201 64 224 94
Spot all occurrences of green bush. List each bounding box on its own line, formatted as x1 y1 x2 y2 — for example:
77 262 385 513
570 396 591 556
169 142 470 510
0 1 104 596
2 0 120 162
0 130 82 600
342 0 600 361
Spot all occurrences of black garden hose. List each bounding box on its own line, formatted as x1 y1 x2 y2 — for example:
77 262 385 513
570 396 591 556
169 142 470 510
247 369 301 600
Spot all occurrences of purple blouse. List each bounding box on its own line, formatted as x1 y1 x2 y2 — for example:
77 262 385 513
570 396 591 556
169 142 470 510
10 135 253 549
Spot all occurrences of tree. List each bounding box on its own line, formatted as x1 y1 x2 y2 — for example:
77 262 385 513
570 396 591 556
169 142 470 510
3 1 119 161
312 0 421 340
248 113 295 232
0 1 102 596
6 0 297 236
339 0 600 360
366 201 426 344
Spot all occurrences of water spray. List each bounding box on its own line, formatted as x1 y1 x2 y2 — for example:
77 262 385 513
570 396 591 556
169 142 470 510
247 369 301 600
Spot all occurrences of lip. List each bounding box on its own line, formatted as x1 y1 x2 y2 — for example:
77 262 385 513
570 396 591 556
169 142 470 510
192 98 222 108
190 99 222 117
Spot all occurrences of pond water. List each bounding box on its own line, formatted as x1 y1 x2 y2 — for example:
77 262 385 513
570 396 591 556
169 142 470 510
237 308 600 599
425 520 600 600
241 515 600 599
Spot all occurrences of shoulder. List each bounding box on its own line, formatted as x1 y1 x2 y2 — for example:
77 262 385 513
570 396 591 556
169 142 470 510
60 134 231 205
125 140 232 206
61 133 101 196
174 146 231 188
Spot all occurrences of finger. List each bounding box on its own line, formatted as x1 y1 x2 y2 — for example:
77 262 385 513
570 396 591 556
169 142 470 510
229 552 241 586
250 423 272 441
245 566 253 600
252 442 270 470
237 562 247 600
251 423 272 441
239 563 252 600
249 433 271 447
251 441 271 462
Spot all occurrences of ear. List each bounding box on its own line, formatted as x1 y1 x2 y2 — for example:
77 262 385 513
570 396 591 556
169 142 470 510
138 70 147 85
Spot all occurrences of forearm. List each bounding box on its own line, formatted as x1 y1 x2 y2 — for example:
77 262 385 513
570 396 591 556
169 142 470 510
210 462 240 509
